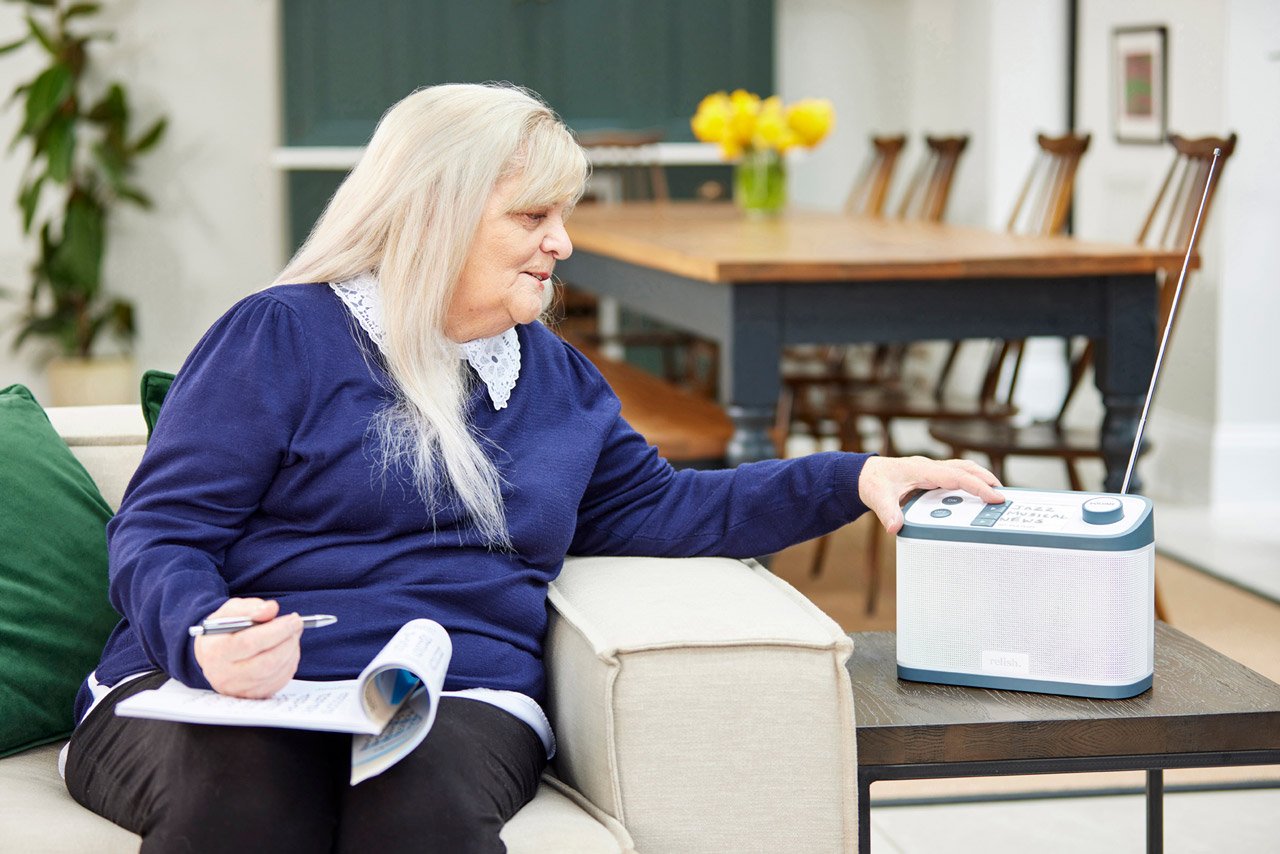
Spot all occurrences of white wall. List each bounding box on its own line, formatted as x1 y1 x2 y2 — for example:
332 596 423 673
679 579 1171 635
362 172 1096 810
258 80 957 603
977 0 1072 421
0 9 48 395
1076 0 1280 506
777 0 910 212
0 0 284 400
1214 0 1280 505
781 0 1066 229
902 0 994 228
1075 0 1227 464
985 0 1070 230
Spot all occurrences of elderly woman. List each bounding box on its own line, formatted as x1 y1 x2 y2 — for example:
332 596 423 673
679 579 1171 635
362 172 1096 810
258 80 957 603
63 83 1002 852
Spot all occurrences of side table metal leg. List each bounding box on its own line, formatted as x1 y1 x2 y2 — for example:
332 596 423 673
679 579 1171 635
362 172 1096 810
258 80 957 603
1146 768 1163 854
858 772 872 854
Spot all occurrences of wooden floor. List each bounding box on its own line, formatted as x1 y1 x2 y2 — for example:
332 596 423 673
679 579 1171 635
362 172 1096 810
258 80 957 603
771 516 1280 799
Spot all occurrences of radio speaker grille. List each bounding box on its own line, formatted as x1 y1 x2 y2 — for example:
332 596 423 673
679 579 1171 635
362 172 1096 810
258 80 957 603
897 539 1154 684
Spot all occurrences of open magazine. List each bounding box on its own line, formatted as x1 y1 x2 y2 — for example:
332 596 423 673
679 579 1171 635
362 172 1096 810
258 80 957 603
115 618 450 785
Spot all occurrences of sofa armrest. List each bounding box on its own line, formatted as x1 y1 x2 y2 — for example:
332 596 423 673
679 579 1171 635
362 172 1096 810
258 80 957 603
546 556 858 853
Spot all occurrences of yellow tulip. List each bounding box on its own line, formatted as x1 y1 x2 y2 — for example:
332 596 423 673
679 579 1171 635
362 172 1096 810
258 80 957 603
692 90 835 160
696 90 731 113
728 89 762 146
786 98 835 148
752 96 787 151
691 91 732 143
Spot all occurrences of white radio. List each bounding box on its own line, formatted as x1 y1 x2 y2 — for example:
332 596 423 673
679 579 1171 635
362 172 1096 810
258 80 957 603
895 486 1154 699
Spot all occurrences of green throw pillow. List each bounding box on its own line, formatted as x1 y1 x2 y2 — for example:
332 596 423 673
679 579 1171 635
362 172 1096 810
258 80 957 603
0 384 121 757
140 369 175 438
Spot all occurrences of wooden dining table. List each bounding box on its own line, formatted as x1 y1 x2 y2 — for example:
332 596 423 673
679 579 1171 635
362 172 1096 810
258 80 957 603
558 202 1186 492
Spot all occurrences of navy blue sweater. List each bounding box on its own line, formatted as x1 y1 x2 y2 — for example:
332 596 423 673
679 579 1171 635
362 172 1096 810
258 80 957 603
78 284 871 720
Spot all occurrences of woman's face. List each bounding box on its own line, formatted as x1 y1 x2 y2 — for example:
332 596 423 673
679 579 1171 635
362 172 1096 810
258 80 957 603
445 175 573 342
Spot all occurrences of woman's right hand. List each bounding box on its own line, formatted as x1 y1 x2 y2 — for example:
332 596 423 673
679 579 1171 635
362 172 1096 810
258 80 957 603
193 598 302 698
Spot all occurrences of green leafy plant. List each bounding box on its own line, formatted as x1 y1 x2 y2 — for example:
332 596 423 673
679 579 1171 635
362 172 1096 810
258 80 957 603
1 0 166 359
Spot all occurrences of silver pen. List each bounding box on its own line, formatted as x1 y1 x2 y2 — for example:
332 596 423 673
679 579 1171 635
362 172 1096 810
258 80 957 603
188 614 338 637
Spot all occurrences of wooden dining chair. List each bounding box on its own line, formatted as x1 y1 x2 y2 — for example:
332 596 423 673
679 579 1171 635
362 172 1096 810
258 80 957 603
1139 132 1239 342
1006 132 1092 236
896 134 970 222
927 133 1238 621
845 134 908 217
837 132 1090 460
575 128 670 203
928 131 1237 488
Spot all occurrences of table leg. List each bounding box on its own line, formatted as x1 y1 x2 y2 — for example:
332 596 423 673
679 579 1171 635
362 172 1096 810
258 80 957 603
726 405 777 465
1146 769 1163 854
1094 274 1159 493
858 771 872 854
724 284 783 465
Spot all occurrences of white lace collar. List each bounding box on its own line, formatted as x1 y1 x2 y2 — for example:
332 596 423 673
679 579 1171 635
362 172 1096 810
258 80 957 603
328 272 521 411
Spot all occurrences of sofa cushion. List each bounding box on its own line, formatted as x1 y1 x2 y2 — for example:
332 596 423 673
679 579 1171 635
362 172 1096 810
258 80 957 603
0 744 630 853
0 744 139 853
0 386 122 758
139 370 174 438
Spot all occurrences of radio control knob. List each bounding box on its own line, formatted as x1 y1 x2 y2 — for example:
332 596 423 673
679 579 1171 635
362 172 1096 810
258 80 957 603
1082 496 1124 525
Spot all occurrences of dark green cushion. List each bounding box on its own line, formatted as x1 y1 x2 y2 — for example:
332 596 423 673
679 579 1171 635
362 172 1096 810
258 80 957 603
140 369 175 438
0 384 120 757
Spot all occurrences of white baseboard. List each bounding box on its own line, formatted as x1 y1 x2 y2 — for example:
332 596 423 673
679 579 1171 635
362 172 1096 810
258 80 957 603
1145 408 1215 502
1208 423 1280 507
1147 408 1280 506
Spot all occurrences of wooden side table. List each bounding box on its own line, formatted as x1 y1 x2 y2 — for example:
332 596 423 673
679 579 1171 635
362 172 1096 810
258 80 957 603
849 624 1280 853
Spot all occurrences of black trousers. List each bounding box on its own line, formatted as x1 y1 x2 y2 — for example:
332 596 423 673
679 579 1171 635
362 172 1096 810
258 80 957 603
65 672 546 854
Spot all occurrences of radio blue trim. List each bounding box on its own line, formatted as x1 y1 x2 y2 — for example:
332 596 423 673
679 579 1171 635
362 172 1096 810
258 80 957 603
897 665 1153 699
899 487 1154 552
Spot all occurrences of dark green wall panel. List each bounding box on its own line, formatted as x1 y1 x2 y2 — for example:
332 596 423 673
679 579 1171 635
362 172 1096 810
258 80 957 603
286 171 347 252
282 1 769 249
282 0 775 145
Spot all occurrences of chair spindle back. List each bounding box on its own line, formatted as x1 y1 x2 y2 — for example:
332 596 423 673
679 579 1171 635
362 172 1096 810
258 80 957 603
1006 132 1092 236
845 134 907 217
1138 133 1238 253
896 134 969 223
576 128 670 203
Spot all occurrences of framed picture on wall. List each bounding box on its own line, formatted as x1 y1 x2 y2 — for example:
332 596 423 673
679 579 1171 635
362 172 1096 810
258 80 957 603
1112 25 1168 144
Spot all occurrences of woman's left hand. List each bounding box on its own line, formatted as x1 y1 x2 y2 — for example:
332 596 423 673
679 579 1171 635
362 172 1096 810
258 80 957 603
858 456 1004 535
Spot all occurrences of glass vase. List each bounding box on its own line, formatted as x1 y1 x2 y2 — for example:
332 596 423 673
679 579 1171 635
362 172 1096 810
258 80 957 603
734 148 786 217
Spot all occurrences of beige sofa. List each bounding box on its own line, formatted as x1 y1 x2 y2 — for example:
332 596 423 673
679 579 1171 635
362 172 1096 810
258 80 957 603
0 404 859 853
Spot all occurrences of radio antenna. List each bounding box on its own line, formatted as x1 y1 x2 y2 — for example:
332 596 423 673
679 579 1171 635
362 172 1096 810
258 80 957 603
1120 149 1222 495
